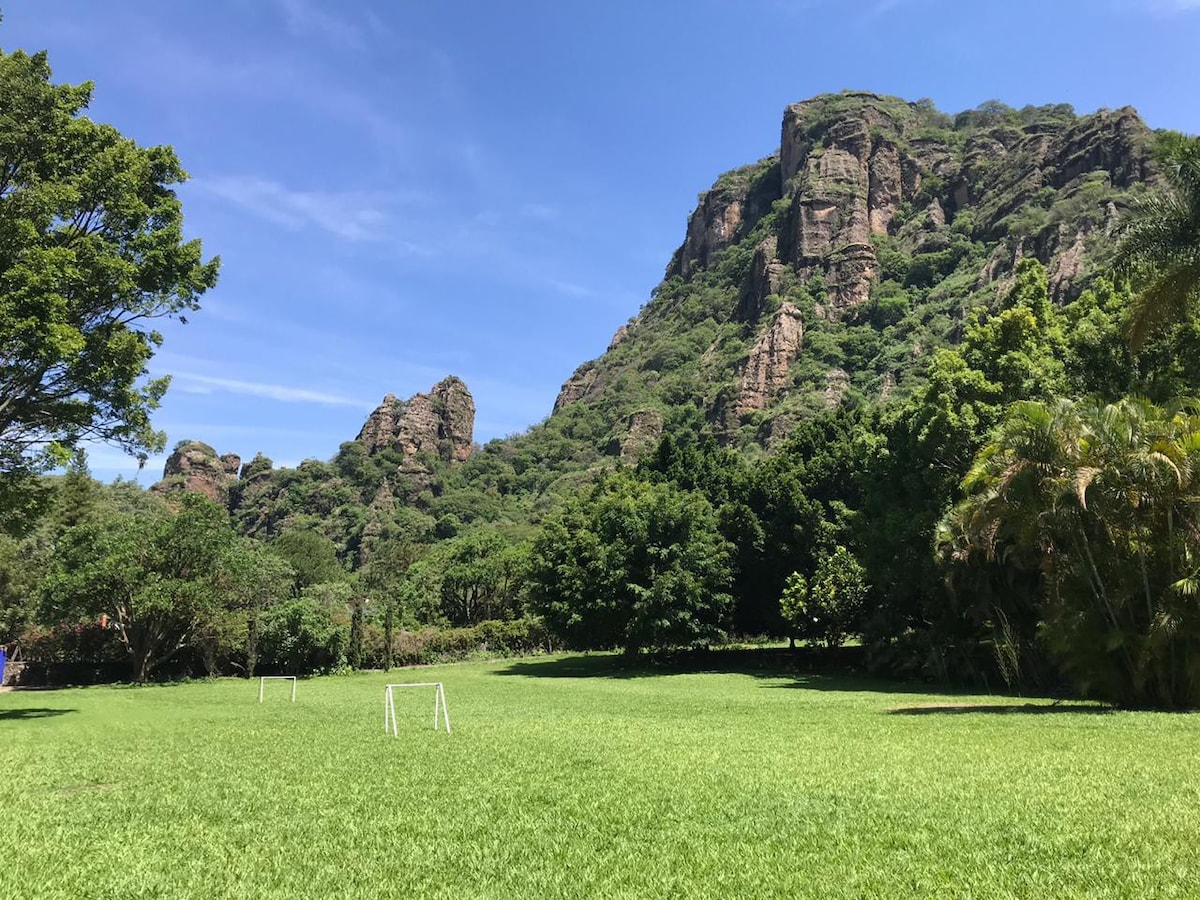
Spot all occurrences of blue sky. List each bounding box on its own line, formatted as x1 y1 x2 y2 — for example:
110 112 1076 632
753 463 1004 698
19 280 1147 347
4 0 1199 482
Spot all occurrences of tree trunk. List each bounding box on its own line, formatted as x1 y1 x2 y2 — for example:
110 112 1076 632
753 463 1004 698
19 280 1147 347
246 612 259 678
348 600 364 669
134 649 152 683
383 601 394 671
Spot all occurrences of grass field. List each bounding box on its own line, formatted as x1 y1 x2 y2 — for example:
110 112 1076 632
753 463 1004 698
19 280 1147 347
2 653 1198 899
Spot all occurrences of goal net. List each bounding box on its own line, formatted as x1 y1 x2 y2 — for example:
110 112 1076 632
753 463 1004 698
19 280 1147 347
384 682 450 735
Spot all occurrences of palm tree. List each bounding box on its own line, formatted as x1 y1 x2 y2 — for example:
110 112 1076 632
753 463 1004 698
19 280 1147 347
942 396 1200 707
1117 134 1200 349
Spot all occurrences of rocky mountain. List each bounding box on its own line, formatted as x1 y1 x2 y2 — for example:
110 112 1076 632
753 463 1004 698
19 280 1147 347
154 378 476 542
159 92 1161 555
551 92 1153 450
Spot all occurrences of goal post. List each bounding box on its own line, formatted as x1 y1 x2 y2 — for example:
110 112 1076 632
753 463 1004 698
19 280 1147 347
384 682 450 735
259 675 297 703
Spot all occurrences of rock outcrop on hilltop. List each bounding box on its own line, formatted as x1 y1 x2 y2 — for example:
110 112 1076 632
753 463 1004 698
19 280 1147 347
154 378 474 524
572 92 1157 444
153 441 240 502
670 94 1152 323
357 376 475 465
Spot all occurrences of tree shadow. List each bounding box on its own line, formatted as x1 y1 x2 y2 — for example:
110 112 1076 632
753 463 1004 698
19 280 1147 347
887 703 1113 716
0 707 77 721
496 650 1076 702
498 649 943 696
497 655 652 680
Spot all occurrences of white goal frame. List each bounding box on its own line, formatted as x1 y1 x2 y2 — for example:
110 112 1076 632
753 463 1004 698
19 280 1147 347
259 675 297 703
384 682 450 735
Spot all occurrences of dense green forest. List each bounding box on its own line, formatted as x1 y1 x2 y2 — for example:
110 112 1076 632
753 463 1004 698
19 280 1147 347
3 51 1199 707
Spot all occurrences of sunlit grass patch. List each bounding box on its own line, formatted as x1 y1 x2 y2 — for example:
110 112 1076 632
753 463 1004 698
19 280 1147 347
2 654 1197 898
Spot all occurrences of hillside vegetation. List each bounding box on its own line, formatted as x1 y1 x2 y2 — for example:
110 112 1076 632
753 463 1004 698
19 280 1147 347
8 90 1200 707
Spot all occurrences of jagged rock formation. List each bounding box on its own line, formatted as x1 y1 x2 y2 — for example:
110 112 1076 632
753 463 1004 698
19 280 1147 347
670 160 781 280
553 323 633 411
358 377 475 465
672 94 1151 324
154 441 239 502
736 303 805 416
554 363 600 412
565 92 1156 443
737 236 785 323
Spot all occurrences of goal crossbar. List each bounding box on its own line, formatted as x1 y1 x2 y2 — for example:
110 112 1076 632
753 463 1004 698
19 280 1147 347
259 676 297 703
384 682 450 735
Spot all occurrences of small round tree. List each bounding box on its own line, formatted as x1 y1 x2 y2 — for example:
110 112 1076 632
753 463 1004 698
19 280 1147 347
779 572 810 650
809 546 869 648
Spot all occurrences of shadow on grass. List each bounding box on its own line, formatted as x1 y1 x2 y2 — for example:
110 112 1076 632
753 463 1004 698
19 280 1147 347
888 703 1114 716
0 707 77 721
497 649 951 697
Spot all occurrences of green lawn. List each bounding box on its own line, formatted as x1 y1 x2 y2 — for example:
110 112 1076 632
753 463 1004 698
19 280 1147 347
2 653 1197 898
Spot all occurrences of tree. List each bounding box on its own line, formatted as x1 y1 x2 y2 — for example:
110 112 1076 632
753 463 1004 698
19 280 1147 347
0 49 219 510
437 530 527 626
943 397 1200 708
41 493 233 681
214 538 294 677
259 581 351 675
271 528 345 595
779 572 808 650
1117 133 1200 348
807 546 869 648
358 534 421 670
527 473 733 655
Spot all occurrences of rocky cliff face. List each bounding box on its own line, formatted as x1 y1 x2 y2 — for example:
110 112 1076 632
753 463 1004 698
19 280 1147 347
162 92 1163 550
358 376 475 465
153 441 239 502
566 92 1155 444
736 302 805 416
673 95 1151 324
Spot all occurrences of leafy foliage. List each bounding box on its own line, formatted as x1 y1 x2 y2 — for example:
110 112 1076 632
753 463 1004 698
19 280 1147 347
41 493 233 681
527 473 733 654
0 48 218 517
943 397 1200 708
1117 133 1200 348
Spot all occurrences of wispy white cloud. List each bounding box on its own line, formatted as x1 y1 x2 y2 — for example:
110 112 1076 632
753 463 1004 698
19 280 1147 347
194 176 429 246
544 278 598 299
272 0 368 49
172 372 371 409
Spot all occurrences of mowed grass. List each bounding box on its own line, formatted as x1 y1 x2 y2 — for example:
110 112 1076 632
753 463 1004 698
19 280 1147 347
2 654 1198 899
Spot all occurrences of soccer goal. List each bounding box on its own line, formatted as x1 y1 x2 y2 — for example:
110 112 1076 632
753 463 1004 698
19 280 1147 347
259 676 297 703
384 682 450 735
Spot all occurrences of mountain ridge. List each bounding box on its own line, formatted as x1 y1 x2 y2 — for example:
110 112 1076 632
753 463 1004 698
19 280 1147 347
156 90 1163 553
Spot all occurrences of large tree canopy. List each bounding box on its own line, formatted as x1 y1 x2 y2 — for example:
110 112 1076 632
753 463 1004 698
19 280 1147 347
528 473 733 655
0 47 219 520
41 492 234 682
